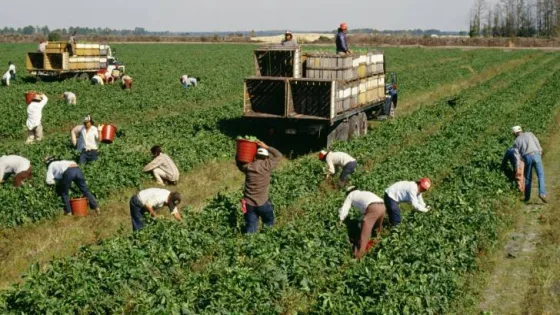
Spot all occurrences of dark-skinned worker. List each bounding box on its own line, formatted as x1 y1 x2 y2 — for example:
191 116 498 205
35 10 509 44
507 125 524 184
339 186 386 259
45 157 100 216
76 115 103 165
281 31 298 47
0 155 32 187
512 126 547 203
129 188 183 231
336 23 351 55
501 146 524 194
143 145 180 186
237 141 283 234
318 150 357 188
384 178 432 226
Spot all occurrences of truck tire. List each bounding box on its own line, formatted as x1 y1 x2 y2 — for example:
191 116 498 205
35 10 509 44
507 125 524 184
348 115 360 139
326 120 349 148
359 112 368 136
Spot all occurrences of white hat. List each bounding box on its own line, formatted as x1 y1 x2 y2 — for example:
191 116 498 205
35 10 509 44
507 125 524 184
257 148 269 156
511 126 522 134
83 115 92 123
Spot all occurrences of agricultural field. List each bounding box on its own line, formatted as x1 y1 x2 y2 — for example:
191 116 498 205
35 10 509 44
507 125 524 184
0 43 559 313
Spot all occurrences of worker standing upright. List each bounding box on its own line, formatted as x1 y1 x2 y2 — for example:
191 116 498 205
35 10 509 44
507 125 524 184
237 141 283 234
512 126 547 203
281 31 298 47
38 41 48 53
143 145 180 186
318 150 357 188
45 157 100 216
129 188 183 231
384 178 432 226
26 93 48 144
61 91 76 105
0 155 32 187
339 186 386 259
67 31 77 56
501 146 524 194
336 23 351 55
77 115 103 165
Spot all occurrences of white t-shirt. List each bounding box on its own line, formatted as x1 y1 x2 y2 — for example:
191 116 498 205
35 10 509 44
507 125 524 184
2 70 10 82
180 75 189 83
64 92 76 101
26 95 48 129
137 188 178 214
92 75 104 85
385 181 428 212
325 151 356 174
77 126 99 151
45 160 76 184
0 155 31 179
339 190 383 221
8 64 15 73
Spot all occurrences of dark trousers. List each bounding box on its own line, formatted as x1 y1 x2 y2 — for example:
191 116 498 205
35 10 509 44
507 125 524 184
244 200 275 234
383 193 401 226
56 167 98 214
130 195 146 231
340 161 357 182
79 150 98 165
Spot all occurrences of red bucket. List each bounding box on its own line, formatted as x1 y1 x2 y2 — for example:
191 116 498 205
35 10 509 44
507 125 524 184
70 197 88 217
101 124 117 143
236 139 257 163
25 92 37 105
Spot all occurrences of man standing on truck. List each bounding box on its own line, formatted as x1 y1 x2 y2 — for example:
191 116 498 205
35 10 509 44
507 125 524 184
26 93 48 144
76 115 103 165
38 40 48 53
281 31 298 47
67 31 77 56
318 150 357 188
501 146 524 194
512 126 547 203
0 155 32 187
143 145 180 186
384 178 432 226
336 23 351 55
237 141 283 234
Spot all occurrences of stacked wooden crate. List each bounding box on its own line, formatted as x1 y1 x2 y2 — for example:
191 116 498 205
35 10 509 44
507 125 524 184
39 42 108 71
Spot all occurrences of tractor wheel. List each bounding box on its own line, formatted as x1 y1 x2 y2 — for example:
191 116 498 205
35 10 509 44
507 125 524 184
359 112 368 136
348 115 361 139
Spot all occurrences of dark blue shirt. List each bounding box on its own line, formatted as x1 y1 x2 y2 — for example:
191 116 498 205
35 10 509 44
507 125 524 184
336 32 348 53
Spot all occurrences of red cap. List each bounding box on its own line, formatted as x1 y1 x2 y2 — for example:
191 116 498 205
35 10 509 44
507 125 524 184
419 178 431 190
318 150 327 160
340 23 348 30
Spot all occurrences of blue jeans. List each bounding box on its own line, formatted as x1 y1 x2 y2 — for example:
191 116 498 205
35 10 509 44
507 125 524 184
79 150 98 165
244 200 274 234
130 195 146 231
523 152 546 201
383 193 401 226
340 161 357 182
56 167 98 214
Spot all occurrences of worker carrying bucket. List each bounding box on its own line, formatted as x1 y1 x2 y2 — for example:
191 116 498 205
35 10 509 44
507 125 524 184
26 93 48 144
236 140 283 234
318 150 357 188
384 178 432 226
76 115 103 165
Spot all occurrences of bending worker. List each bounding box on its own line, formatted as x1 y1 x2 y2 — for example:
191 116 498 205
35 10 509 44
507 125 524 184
26 93 48 144
143 145 180 186
0 155 32 187
339 186 386 260
237 141 283 234
501 146 524 194
45 157 100 216
121 75 133 90
512 126 547 203
384 178 432 226
336 23 351 55
319 150 357 187
76 115 103 165
91 73 105 85
180 74 199 88
1 69 13 86
129 188 182 231
8 61 16 80
61 91 76 105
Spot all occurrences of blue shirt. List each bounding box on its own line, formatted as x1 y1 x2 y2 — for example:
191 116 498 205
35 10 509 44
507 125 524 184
336 32 348 53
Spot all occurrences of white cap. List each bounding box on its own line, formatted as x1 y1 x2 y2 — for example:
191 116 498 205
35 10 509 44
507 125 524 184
257 148 269 156
512 126 522 134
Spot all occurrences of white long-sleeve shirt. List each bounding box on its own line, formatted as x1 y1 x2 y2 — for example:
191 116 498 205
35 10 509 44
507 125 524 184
0 155 31 180
339 190 383 222
26 95 48 129
2 70 10 85
63 92 76 104
8 64 16 73
77 126 99 151
385 181 429 212
45 160 76 185
137 188 178 214
325 151 356 175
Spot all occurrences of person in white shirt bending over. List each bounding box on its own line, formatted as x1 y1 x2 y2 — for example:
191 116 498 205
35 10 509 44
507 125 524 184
384 178 432 226
180 74 199 88
339 186 386 259
61 91 76 105
0 155 32 187
7 61 16 80
26 93 48 144
318 150 357 188
76 115 103 165
44 156 100 216
129 188 183 231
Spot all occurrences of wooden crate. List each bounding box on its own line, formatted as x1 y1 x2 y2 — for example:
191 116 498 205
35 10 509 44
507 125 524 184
288 79 334 118
26 53 44 70
254 47 301 78
244 77 288 117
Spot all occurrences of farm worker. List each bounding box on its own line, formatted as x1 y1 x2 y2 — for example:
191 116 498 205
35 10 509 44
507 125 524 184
77 115 103 165
501 146 525 193
143 145 180 186
7 61 16 80
318 150 357 188
180 75 199 88
45 156 100 216
384 84 398 118
281 31 298 47
91 73 105 85
67 31 77 56
1 69 12 86
512 126 547 203
61 91 76 105
26 93 48 144
121 75 133 89
236 141 283 234
0 155 32 187
336 23 351 55
129 188 183 231
38 41 48 53
383 178 432 226
339 186 386 259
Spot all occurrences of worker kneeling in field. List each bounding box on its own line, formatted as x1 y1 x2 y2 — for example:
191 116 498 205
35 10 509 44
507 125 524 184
318 150 357 188
180 74 199 88
76 116 103 165
26 93 48 144
237 141 283 234
45 157 100 216
384 178 432 226
339 186 386 259
129 188 183 231
143 145 180 186
0 155 32 187
61 91 76 105
121 75 133 90
501 146 524 194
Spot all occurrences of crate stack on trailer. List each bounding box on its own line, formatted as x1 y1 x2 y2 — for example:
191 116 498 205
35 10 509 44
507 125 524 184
26 42 109 73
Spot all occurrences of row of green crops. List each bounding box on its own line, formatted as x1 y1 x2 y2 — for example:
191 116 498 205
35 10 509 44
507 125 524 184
2 51 558 313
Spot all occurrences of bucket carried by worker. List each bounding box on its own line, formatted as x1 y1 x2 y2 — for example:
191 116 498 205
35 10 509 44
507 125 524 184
236 136 258 163
70 197 88 217
101 124 117 143
25 91 37 104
